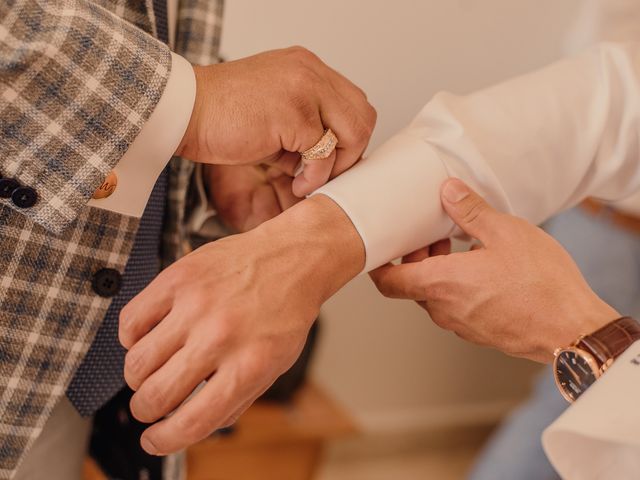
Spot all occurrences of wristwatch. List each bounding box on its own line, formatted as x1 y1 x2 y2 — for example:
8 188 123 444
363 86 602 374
553 316 640 403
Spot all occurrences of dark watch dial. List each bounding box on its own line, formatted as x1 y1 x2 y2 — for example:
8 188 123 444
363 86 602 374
554 349 599 402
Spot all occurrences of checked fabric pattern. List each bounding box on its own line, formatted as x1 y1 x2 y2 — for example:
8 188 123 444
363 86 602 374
66 0 170 418
0 0 223 478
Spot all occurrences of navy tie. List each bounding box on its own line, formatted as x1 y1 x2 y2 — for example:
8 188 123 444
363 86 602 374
67 1 170 416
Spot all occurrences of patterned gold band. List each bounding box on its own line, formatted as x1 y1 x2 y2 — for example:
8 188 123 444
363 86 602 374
300 128 339 163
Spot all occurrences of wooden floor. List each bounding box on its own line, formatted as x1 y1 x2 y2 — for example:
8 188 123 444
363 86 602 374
316 426 492 480
83 385 493 480
84 384 357 480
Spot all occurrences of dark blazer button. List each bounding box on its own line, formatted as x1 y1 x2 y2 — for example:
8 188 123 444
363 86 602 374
92 268 122 298
11 186 38 208
0 178 20 198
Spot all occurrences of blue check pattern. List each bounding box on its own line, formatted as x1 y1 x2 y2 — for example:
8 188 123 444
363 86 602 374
0 1 223 478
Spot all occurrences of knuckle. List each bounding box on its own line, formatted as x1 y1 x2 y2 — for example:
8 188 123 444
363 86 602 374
292 96 319 128
366 104 378 131
176 411 212 443
347 115 374 147
239 353 270 385
169 262 195 287
425 282 446 302
430 314 449 329
220 416 239 429
288 45 318 63
207 321 236 350
118 307 136 348
124 343 157 390
132 384 166 423
289 65 318 92
422 269 449 301
374 278 393 298
123 349 145 389
461 198 487 225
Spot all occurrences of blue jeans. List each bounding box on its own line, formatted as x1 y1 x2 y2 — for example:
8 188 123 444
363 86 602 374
468 207 640 480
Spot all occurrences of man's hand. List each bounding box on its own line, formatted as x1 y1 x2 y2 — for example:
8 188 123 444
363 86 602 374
370 178 619 363
119 195 364 455
206 164 300 233
176 47 377 197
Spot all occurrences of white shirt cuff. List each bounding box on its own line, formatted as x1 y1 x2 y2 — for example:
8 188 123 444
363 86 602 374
314 130 453 272
87 52 196 218
543 341 640 479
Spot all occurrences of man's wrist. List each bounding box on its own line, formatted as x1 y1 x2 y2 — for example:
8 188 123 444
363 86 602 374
175 64 205 159
254 194 365 305
552 297 620 352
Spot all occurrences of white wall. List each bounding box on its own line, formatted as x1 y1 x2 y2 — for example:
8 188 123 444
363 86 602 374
221 0 583 432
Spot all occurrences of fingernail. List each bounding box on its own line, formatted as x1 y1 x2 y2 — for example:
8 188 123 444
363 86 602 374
442 179 470 203
141 436 158 455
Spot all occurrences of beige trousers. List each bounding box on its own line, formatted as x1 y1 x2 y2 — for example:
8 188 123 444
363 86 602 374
14 397 92 480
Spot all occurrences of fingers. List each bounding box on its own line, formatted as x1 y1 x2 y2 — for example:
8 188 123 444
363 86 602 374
129 344 216 424
268 151 304 177
440 178 504 245
277 100 333 197
369 262 429 300
140 367 257 455
119 273 174 349
318 88 374 181
268 172 301 211
243 183 282 231
123 313 185 391
295 58 375 194
401 239 451 265
292 148 337 197
402 246 431 264
430 238 452 257
321 69 376 179
470 242 483 251
220 397 256 429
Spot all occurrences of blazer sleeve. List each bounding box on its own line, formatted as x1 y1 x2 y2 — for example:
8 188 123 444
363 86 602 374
0 0 171 234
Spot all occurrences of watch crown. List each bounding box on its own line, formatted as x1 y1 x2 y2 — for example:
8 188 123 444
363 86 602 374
600 358 614 374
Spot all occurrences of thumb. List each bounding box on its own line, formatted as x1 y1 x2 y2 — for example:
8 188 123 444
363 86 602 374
440 178 503 244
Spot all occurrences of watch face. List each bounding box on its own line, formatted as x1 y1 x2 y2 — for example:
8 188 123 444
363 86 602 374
554 348 600 402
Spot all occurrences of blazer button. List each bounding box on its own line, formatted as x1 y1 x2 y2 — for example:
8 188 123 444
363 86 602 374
11 186 38 208
92 171 118 199
0 178 20 198
92 268 122 298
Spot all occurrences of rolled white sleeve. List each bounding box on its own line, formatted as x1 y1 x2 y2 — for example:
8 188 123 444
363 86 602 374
542 341 640 480
316 41 640 272
315 132 452 272
87 52 196 218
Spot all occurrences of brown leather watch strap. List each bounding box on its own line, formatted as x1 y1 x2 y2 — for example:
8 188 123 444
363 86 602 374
578 316 640 367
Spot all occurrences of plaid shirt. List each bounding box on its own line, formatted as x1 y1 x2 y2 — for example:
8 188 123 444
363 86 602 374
0 0 223 477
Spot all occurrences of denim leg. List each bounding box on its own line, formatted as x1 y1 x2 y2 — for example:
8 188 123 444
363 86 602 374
469 372 567 480
468 207 640 480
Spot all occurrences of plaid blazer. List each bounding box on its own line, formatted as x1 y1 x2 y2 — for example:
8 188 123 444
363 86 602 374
0 0 223 477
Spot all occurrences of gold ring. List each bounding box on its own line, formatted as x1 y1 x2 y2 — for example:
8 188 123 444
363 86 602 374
300 129 338 163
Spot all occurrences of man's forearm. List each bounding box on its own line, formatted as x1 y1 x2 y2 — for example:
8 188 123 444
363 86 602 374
252 194 365 303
